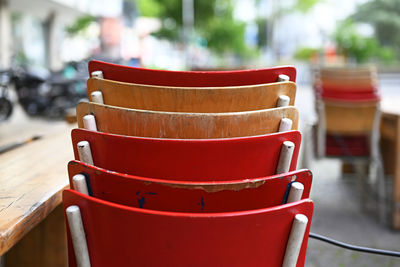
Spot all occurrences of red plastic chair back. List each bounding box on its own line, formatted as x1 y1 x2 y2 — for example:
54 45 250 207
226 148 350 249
63 189 313 267
88 60 297 86
71 129 301 181
68 160 312 212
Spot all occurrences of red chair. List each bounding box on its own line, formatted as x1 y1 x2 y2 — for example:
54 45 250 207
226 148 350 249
71 128 301 181
88 60 296 86
68 160 312 212
64 189 313 267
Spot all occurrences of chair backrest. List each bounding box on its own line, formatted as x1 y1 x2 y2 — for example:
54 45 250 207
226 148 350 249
87 78 297 112
68 160 312 212
63 189 313 267
323 99 379 135
314 66 381 157
71 129 301 181
76 102 299 138
314 66 379 101
319 66 376 78
88 60 297 86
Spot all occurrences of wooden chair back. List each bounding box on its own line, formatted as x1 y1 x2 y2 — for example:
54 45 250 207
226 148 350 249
76 102 299 139
323 99 379 135
88 60 297 86
314 66 381 158
63 189 313 267
71 129 301 181
68 160 312 212
87 78 297 112
319 66 377 78
314 65 379 101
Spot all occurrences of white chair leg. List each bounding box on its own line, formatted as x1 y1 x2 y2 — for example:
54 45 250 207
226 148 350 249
282 214 309 267
287 182 304 203
276 141 295 174
77 141 94 165
277 74 290 82
376 157 387 224
73 174 89 195
91 70 103 79
279 118 293 132
277 95 290 107
83 114 98 131
316 101 326 158
354 160 368 210
66 205 91 267
370 105 386 224
299 122 314 169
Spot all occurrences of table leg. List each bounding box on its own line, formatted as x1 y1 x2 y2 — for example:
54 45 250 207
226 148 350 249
4 204 67 267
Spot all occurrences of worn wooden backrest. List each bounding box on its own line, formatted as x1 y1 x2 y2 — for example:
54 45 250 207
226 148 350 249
63 189 313 267
68 160 312 212
71 129 301 180
87 78 297 112
88 60 297 86
76 102 299 138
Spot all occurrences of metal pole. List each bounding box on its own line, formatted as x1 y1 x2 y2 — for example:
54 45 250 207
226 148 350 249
0 0 11 69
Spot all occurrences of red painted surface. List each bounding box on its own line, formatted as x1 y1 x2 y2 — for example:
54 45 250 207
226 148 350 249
325 134 369 156
71 129 301 181
63 189 313 267
321 91 380 102
315 84 379 102
88 60 297 86
68 160 312 212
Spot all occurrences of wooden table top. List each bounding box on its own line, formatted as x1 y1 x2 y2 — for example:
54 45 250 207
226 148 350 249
381 96 400 116
0 121 73 255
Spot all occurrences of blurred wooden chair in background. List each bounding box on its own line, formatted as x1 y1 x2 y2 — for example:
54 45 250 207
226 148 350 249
313 65 386 223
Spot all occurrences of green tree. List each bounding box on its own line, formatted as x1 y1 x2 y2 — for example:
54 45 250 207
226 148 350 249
65 15 96 36
136 0 250 56
352 0 400 57
255 0 321 60
333 19 395 63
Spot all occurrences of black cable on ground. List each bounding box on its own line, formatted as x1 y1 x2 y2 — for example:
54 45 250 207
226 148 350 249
309 232 400 258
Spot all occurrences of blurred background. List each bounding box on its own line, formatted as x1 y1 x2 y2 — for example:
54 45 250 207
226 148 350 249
1 0 400 266
1 0 400 119
1 0 399 75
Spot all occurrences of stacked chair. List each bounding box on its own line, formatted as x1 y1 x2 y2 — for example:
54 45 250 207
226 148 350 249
313 65 385 222
63 60 314 267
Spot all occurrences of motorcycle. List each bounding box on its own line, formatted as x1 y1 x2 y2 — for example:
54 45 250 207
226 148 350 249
0 70 13 122
10 63 88 119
